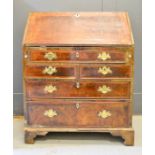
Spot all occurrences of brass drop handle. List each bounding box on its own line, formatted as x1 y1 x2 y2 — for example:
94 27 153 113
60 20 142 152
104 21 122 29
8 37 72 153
43 66 57 75
44 109 57 118
44 85 57 93
98 85 112 94
98 52 111 61
44 52 57 60
98 110 111 119
98 66 112 75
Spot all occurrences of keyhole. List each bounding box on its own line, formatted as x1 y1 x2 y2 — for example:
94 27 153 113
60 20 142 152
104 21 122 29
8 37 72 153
76 82 80 88
76 103 80 109
76 52 79 58
75 13 80 17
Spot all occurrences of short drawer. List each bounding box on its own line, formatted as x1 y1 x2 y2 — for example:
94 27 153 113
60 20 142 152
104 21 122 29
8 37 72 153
25 79 131 99
29 48 76 62
76 48 130 63
27 100 130 128
80 64 132 79
27 47 132 63
24 64 76 79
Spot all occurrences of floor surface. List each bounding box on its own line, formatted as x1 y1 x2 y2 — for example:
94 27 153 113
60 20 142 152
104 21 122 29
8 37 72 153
13 116 142 155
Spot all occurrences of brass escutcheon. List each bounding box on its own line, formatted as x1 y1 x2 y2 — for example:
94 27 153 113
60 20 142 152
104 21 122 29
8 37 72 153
76 103 80 109
76 82 80 88
76 52 79 58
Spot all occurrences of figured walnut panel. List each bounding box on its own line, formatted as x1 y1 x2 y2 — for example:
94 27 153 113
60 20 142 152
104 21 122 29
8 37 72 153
25 79 131 99
80 64 132 78
27 100 130 128
23 12 133 46
28 47 131 63
24 64 76 79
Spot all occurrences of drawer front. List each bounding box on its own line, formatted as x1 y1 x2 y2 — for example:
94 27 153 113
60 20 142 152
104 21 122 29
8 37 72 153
28 47 131 63
28 101 76 127
77 50 128 63
25 80 131 99
29 48 76 62
81 64 132 79
25 64 76 78
27 100 130 128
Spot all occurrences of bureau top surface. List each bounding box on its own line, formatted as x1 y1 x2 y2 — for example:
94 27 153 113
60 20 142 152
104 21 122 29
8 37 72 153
23 12 134 47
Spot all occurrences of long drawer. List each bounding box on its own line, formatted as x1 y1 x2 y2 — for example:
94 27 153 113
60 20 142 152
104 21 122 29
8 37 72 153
27 47 132 63
27 100 130 128
25 79 131 99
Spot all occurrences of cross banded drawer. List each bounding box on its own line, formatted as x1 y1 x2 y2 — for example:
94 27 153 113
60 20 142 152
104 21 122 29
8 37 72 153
27 47 132 63
25 79 131 99
24 64 76 79
27 100 130 128
80 64 132 79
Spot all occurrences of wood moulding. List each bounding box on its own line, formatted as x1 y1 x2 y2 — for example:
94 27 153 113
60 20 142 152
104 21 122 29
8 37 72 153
24 127 134 145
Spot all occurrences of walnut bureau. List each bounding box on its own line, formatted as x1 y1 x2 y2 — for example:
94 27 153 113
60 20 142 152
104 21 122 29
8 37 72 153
22 12 134 145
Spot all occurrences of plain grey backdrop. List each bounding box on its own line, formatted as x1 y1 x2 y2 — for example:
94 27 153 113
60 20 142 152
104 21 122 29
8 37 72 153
13 0 142 115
